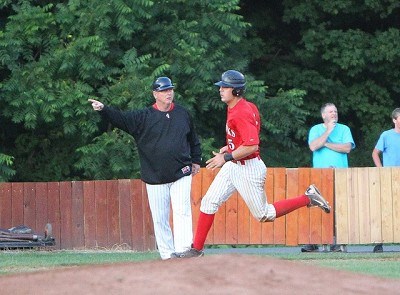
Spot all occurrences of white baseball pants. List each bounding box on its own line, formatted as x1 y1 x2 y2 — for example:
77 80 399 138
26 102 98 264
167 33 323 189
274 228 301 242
146 175 193 260
200 158 276 222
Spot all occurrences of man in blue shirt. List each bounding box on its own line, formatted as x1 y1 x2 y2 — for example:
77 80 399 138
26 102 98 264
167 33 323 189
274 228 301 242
302 103 355 252
372 107 400 167
371 107 400 252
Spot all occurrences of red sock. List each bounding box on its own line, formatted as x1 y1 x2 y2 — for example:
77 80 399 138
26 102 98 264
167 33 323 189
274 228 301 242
193 212 215 250
274 195 309 218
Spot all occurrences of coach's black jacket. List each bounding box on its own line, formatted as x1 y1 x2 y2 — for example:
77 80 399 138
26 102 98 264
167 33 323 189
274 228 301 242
100 104 202 184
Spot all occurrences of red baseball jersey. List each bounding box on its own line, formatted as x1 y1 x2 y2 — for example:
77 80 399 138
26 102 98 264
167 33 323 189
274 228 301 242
226 98 260 160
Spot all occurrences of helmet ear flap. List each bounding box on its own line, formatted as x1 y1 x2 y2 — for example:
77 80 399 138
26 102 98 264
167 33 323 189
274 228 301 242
232 87 245 97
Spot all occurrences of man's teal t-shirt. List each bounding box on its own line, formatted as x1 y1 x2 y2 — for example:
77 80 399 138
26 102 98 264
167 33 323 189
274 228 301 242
308 123 355 168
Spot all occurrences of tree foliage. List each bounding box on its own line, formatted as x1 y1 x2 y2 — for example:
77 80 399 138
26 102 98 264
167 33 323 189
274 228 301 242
0 0 399 181
0 153 15 181
0 0 266 181
244 0 400 167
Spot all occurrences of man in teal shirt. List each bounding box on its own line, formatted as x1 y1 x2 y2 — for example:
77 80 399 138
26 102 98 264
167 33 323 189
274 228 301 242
309 103 355 168
302 103 355 252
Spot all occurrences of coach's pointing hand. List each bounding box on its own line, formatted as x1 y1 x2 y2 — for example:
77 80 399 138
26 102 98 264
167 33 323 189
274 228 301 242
88 99 104 111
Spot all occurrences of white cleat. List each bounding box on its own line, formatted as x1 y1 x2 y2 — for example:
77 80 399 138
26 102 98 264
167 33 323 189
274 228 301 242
305 184 331 213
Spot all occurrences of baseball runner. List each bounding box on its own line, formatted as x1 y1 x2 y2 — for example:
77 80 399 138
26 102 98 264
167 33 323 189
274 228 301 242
89 77 202 260
175 70 331 258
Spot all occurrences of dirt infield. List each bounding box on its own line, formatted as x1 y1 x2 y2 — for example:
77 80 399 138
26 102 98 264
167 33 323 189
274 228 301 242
1 254 399 294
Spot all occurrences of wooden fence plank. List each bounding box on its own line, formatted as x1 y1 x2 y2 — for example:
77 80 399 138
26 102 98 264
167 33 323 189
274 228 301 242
368 168 382 244
237 192 250 244
321 168 334 245
286 168 299 246
35 182 48 232
392 168 400 242
118 179 133 248
23 183 36 230
107 180 121 247
249 167 265 244
250 189 262 244
11 183 24 226
59 182 72 249
142 182 155 250
191 173 203 236
348 168 360 244
201 169 216 245
273 168 286 244
380 168 393 243
262 168 274 244
213 195 227 244
47 182 61 249
297 168 310 245
225 191 238 244
0 183 12 229
309 169 322 244
358 168 371 244
335 169 349 244
71 181 84 249
83 181 96 248
95 181 108 248
131 179 145 251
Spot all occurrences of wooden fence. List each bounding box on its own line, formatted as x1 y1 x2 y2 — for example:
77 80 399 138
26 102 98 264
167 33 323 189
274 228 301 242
335 167 400 245
0 167 398 250
0 168 334 250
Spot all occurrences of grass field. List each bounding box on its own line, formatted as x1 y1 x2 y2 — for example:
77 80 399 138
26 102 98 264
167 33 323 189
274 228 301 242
1 249 400 279
270 252 400 279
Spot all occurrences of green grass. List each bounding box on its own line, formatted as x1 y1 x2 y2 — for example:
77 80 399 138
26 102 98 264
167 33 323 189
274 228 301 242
261 252 400 279
308 259 400 279
1 249 400 279
0 250 159 275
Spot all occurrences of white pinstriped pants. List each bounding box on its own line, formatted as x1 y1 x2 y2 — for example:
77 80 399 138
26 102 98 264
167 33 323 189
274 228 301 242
200 158 276 222
146 175 193 260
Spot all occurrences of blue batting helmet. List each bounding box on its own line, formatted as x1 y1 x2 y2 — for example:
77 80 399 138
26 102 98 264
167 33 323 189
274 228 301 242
152 77 174 91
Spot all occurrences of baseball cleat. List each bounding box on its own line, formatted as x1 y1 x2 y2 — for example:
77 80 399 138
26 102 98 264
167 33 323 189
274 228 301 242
373 244 383 253
301 244 319 252
305 184 331 213
175 248 204 258
170 252 180 259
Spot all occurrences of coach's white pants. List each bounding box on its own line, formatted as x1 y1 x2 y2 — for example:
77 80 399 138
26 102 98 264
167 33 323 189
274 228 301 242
146 175 193 260
200 158 276 221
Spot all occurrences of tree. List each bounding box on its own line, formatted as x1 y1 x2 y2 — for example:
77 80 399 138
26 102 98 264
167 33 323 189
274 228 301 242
0 0 267 181
243 0 400 167
0 153 15 181
3 1 397 181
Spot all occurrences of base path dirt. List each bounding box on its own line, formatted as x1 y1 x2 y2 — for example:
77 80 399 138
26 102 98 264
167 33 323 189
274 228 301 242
1 254 399 294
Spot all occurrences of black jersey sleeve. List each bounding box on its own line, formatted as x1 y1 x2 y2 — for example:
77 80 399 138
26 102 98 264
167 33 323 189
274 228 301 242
188 114 202 164
100 106 144 135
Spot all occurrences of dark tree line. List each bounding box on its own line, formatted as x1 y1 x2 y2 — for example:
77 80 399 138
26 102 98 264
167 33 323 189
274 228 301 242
0 0 399 181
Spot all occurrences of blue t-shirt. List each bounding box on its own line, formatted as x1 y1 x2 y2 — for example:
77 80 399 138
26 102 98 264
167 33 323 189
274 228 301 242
308 123 355 168
375 129 400 167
